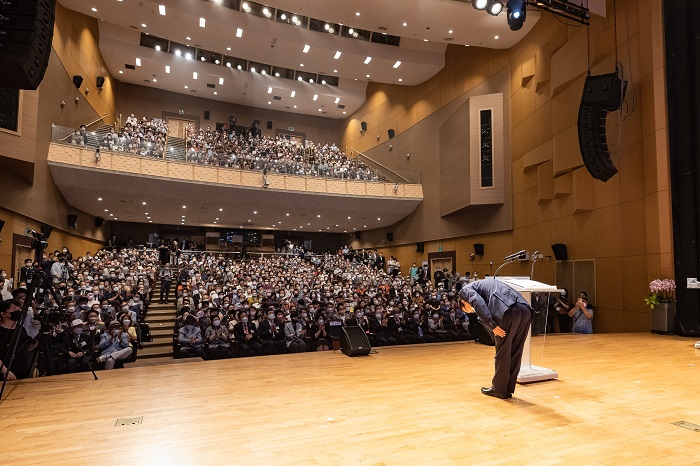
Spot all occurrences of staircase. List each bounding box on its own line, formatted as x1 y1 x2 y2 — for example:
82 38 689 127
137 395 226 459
165 136 187 162
140 280 176 359
84 124 114 148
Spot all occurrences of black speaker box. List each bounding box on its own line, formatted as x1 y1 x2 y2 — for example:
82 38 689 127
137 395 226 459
0 0 56 90
40 224 53 238
415 242 424 253
96 76 105 89
72 75 83 89
675 317 700 337
0 219 4 233
340 326 371 356
581 73 625 109
388 128 395 139
551 243 568 261
267 120 272 129
360 121 367 132
204 110 210 120
354 231 361 240
473 243 484 256
67 214 78 228
95 217 105 228
386 232 393 242
469 320 495 346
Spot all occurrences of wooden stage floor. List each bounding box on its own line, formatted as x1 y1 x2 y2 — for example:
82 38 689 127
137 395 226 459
2 333 699 465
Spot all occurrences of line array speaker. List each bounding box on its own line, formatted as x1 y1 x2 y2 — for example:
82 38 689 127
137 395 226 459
67 214 78 228
386 232 393 242
354 231 361 240
203 110 210 120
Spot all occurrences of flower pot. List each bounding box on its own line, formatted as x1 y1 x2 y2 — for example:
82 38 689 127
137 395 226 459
651 302 676 334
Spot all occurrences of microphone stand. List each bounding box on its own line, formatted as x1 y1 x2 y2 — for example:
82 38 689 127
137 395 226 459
530 251 540 280
494 258 518 277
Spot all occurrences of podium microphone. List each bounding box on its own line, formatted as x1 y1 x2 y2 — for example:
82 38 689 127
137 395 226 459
530 250 540 280
503 250 526 261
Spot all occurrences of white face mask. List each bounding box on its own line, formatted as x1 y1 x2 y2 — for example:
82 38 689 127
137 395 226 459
122 319 131 327
73 327 83 335
213 319 221 327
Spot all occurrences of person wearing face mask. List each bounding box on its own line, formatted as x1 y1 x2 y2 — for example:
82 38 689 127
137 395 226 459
232 311 262 357
0 300 33 380
177 315 204 359
308 313 330 351
444 306 471 341
0 269 14 301
257 308 285 355
427 312 450 342
59 319 91 373
368 310 394 347
283 311 307 353
205 312 232 359
554 288 571 333
97 321 133 369
404 310 435 344
158 265 173 305
120 314 140 354
387 309 410 345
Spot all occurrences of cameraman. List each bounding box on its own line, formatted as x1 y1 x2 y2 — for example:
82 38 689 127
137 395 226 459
50 254 74 285
0 300 35 380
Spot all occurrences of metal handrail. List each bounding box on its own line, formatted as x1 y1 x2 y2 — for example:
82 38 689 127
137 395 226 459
350 149 414 184
60 114 108 141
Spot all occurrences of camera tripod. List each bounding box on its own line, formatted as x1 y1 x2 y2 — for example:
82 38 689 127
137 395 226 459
0 230 97 402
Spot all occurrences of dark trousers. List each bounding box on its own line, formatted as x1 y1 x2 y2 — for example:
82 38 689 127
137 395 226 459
160 280 171 303
557 313 571 333
492 303 532 395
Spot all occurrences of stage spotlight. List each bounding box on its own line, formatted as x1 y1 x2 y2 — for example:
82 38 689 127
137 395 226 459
507 0 527 30
488 0 504 15
472 0 488 10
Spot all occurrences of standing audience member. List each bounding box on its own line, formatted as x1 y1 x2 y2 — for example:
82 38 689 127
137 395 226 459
569 291 594 334
555 288 571 333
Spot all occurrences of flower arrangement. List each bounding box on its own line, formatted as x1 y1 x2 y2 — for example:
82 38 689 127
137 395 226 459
644 279 676 310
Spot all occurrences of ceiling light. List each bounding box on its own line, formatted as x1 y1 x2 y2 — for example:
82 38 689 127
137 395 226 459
334 69 338 73
297 77 302 81
364 57 372 64
449 29 453 33
158 4 166 15
219 77 224 85
165 65 170 73
495 35 499 39
343 111 346 114
182 205 186 208
334 97 340 104
318 109 322 112
215 59 220 65
348 216 351 219
119 70 123 74
153 78 157 82
424 39 429 42
334 51 341 59
398 78 403 82
251 67 256 72
214 91 217 95
303 44 310 53
104 209 108 212
141 23 147 28
356 12 360 16
280 13 287 20
155 44 161 51
507 0 527 31
294 105 297 108
300 63 304 67
200 57 206 62
182 215 185 218
393 60 401 68
184 85 188 89
199 17 206 27
322 80 326 85
366 74 370 78
149 220 152 223
237 65 242 70
193 72 198 79
97 197 102 201
275 72 280 77
236 28 243 38
268 101 271 105
290 91 296 97
142 201 146 205
135 58 142 67
109 214 113 217
317 214 321 217
226 47 231 51
268 87 272 94
185 52 192 60
403 22 408 26
242 2 251 13
313 94 318 101
175 49 182 56
473 0 488 10
186 37 191 41
324 24 329 31
261 70 267 75
489 1 504 15
262 7 272 18
348 28 354 35
91 7 97 12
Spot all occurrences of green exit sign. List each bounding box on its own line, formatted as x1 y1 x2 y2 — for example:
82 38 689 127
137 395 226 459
438 246 443 252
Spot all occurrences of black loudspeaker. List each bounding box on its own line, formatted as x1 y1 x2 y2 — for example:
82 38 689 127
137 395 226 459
267 120 272 129
675 317 700 337
577 72 627 182
40 224 53 238
96 76 105 89
67 214 78 228
204 110 210 120
0 219 4 233
0 0 56 90
415 242 424 253
551 243 568 261
95 217 105 228
388 128 395 139
340 326 371 356
386 232 393 242
72 75 83 89
354 231 361 240
360 121 367 132
469 320 495 346
473 243 484 256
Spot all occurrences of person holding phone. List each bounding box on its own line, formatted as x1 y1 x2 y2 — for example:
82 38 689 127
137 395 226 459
569 291 594 334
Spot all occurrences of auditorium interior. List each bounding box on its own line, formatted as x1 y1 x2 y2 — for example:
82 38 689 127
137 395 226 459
1 0 699 464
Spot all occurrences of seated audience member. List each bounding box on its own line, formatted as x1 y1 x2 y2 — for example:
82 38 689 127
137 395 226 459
61 319 91 373
205 313 231 359
387 308 410 345
178 314 204 358
232 310 262 357
309 313 331 351
258 308 286 355
368 309 395 346
97 321 133 370
570 291 594 334
405 310 435 344
284 312 307 353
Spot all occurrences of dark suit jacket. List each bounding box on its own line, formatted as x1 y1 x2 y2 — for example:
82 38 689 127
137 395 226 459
233 321 258 343
257 319 283 341
458 279 532 330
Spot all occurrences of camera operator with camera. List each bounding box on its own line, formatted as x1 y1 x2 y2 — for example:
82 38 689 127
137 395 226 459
50 254 74 285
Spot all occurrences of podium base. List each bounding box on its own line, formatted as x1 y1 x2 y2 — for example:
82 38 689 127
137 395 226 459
517 365 558 383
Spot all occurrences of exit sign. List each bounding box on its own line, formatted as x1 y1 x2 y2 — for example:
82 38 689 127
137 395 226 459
288 126 294 131
438 246 443 252
178 110 185 114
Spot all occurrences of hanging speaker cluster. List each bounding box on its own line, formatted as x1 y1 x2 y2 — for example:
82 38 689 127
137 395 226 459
577 72 627 182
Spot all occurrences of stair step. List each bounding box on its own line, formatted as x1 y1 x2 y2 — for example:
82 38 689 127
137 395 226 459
151 328 174 337
138 346 174 358
147 315 176 324
147 309 177 317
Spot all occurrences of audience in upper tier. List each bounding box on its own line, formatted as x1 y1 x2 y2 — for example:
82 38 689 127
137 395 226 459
67 114 385 181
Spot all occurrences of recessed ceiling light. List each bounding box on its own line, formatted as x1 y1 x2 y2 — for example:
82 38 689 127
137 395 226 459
317 214 321 218
165 65 170 73
313 94 318 101
495 35 499 39
213 91 217 95
104 209 108 212
297 77 303 81
286 213 290 216
364 57 372 64
334 97 340 104
186 36 191 41
261 69 267 75
393 60 401 68
155 44 161 51
141 23 147 28
219 77 224 85
294 105 297 108
91 7 97 12
378 217 381 220
348 216 351 219
290 91 296 97
182 215 185 218
109 213 113 217
423 39 429 42
398 78 403 82
199 17 206 28
356 12 360 16
303 44 310 53
114 218 117 220
142 201 146 205
216 218 219 220
219 208 223 211
182 205 186 208
97 197 102 201
175 49 182 56
200 56 206 62
334 51 341 59
158 4 166 15
193 71 198 79
343 111 346 114
153 78 157 82
119 70 123 74
185 52 192 60
268 101 272 105
267 87 272 94
236 28 243 38
318 108 322 112
253 211 257 214
403 22 408 26
333 69 338 73
149 220 152 223
226 47 231 51
449 29 453 34
366 74 370 78
300 63 304 67
135 58 142 66
184 85 188 89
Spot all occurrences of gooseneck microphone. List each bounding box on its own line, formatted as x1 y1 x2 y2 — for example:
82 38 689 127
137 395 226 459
503 250 526 262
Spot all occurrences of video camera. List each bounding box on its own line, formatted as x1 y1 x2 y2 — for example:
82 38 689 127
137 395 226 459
27 229 49 251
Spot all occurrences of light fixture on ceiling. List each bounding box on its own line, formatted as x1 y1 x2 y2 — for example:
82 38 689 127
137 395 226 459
184 85 188 89
118 70 123 74
91 7 97 12
185 52 192 60
403 22 408 26
155 44 161 51
153 78 157 82
175 49 182 56
290 91 296 97
219 77 224 85
449 29 453 33
242 2 251 13
393 60 401 68
334 51 341 59
193 71 198 79
268 86 272 94
472 0 488 10
158 4 166 15
141 23 147 27
506 0 527 31
364 57 372 64
334 97 340 104
200 56 206 62
251 67 256 72
236 28 243 38
199 17 206 27
262 7 272 18
303 44 310 53
398 78 403 82
313 94 318 101
165 65 170 73
488 1 504 15
135 58 141 66
356 12 360 16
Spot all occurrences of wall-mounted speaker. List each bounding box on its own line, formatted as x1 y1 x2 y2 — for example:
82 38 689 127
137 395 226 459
72 75 83 89
340 326 371 356
67 214 78 229
360 121 367 132
204 110 210 120
415 242 424 253
577 72 627 182
95 217 105 228
473 243 484 256
0 0 56 90
551 243 568 261
96 76 105 89
386 232 394 242
388 128 395 139
354 231 361 240
40 224 53 238
267 120 273 130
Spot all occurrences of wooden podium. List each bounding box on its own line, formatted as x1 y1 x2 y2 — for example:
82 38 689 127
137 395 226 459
496 277 560 383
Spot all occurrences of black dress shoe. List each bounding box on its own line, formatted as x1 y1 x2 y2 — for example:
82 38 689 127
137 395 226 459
481 387 508 399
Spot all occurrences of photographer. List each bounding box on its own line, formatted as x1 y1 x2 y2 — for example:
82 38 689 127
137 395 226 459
569 291 594 334
50 254 73 285
0 300 34 379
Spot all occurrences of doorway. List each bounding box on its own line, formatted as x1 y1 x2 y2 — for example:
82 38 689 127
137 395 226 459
13 244 33 283
166 117 195 139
